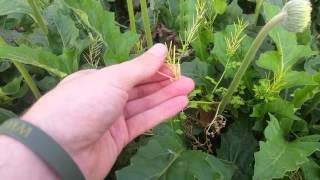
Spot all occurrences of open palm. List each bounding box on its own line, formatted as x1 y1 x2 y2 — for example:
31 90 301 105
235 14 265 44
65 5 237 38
22 44 194 179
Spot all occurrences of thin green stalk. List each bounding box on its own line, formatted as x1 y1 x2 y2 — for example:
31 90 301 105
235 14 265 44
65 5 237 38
140 0 153 48
127 0 137 33
218 12 286 114
27 0 48 35
12 61 41 99
255 0 264 25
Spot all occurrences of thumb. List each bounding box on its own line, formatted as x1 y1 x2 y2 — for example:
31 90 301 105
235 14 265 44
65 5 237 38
101 43 168 90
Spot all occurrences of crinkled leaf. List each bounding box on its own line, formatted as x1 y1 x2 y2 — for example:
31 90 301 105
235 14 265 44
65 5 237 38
217 120 258 180
253 114 320 180
64 0 139 65
116 131 236 180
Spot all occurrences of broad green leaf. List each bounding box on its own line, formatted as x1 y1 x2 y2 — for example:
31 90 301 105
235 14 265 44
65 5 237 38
117 129 236 180
212 24 253 77
263 3 316 68
64 0 139 65
302 159 320 180
213 0 227 14
217 120 258 180
191 29 214 61
253 115 320 180
0 46 68 78
293 85 320 108
45 1 80 50
251 98 300 133
282 71 317 88
181 58 209 87
0 0 32 16
256 51 282 74
305 56 320 74
1 77 23 95
215 0 243 28
0 76 25 106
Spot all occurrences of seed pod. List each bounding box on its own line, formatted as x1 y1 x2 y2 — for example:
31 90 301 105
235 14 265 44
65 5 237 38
282 0 312 32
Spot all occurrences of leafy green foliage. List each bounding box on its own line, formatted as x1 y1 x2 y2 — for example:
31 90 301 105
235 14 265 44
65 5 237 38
1 0 320 179
117 124 236 180
64 0 139 64
217 120 258 180
0 46 69 78
254 115 320 180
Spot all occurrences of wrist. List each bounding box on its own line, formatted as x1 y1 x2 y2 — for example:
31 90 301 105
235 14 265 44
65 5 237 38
0 135 59 180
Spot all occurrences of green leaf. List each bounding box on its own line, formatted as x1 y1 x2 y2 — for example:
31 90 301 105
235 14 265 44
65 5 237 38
217 120 258 180
0 0 32 16
0 46 69 78
1 76 23 95
181 58 209 87
256 51 282 74
64 0 139 64
213 0 227 14
45 1 80 50
293 86 320 108
251 98 300 133
302 159 320 180
212 23 253 77
191 29 214 61
263 3 316 68
282 71 317 89
116 130 236 180
253 114 320 180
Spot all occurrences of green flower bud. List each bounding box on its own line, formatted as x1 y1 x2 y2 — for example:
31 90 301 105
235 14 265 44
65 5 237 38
282 0 312 32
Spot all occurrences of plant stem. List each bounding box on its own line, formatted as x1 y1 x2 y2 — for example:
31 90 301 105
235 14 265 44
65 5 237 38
255 0 264 25
127 0 137 33
27 0 48 35
12 61 41 99
140 0 153 48
218 12 286 114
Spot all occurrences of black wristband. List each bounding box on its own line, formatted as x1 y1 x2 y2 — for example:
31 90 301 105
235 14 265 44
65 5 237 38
0 118 85 180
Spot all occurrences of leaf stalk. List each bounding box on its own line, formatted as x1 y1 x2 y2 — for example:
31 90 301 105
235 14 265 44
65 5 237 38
12 61 41 99
27 0 48 35
127 0 137 33
140 0 153 48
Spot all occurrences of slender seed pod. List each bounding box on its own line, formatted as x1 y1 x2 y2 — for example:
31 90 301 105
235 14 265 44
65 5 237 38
281 0 312 32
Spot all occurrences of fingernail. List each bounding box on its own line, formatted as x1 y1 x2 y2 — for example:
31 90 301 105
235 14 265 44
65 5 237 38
148 43 168 58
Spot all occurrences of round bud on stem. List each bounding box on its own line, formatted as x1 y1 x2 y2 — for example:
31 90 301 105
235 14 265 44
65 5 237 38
282 0 312 32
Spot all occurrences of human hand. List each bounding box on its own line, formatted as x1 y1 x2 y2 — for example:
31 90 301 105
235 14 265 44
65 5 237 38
18 44 194 179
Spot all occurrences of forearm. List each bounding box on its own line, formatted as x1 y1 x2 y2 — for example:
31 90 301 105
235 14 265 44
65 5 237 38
0 135 59 180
